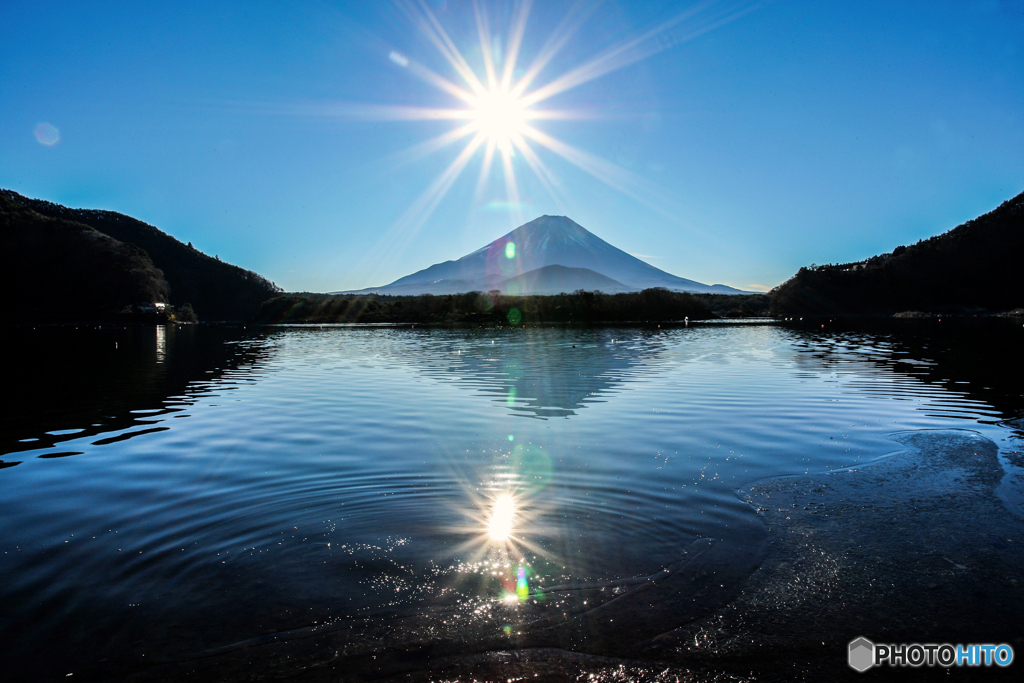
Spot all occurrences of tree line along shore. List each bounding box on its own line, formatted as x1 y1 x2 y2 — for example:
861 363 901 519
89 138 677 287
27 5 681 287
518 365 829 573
252 289 770 325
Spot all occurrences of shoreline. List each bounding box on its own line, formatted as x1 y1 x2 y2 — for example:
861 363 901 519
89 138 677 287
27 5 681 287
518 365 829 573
2 309 1022 330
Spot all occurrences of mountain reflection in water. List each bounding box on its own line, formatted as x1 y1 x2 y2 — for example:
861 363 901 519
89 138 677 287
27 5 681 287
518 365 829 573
377 327 666 419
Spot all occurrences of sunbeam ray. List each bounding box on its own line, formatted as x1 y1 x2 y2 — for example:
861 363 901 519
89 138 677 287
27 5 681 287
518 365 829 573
397 133 485 233
519 0 722 108
388 121 480 167
525 108 604 121
510 0 600 98
520 124 645 198
473 1 499 90
410 0 487 95
521 124 696 225
499 145 525 227
404 59 477 105
500 0 533 90
511 134 567 212
224 100 473 121
472 138 498 205
365 133 486 283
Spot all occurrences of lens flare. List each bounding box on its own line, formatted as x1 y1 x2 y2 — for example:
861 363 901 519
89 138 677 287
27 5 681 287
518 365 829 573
505 241 516 259
34 123 60 146
487 493 516 542
516 565 530 601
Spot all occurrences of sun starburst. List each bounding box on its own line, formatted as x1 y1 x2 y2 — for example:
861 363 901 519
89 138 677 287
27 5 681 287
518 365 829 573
358 0 760 255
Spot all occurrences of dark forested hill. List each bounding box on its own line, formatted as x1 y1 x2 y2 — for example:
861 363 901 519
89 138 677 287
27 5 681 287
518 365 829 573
771 191 1024 315
2 189 280 320
1 191 170 320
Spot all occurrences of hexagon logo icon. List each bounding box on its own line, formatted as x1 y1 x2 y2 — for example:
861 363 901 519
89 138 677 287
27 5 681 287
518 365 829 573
848 637 875 672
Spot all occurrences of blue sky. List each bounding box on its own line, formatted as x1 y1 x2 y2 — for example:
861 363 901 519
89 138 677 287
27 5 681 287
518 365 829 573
2 0 1022 293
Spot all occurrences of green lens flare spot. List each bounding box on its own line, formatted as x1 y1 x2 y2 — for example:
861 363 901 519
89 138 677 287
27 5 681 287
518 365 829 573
507 308 522 325
516 566 530 601
509 444 552 492
505 241 516 259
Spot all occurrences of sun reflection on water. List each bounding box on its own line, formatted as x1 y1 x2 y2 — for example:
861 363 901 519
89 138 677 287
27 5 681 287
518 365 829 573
438 453 562 613
487 492 516 541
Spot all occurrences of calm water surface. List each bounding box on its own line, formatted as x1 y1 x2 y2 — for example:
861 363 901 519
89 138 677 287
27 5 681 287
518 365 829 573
2 322 1022 678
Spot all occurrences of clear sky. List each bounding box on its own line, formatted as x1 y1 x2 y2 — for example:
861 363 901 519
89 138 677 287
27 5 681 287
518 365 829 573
2 0 1022 293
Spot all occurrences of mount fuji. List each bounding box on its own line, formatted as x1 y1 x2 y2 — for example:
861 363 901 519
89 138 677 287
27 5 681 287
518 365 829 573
344 216 749 296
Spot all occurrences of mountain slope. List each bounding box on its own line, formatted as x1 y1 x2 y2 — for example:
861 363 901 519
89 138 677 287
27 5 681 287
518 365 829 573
1 191 169 320
497 265 632 295
2 190 280 320
771 191 1024 315
348 215 747 295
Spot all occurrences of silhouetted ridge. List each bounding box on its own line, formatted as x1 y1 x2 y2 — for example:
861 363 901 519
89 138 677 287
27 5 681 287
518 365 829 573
771 191 1024 315
1 191 169 320
2 189 280 320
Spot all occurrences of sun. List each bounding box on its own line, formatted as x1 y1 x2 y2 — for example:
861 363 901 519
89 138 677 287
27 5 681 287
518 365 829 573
470 87 528 153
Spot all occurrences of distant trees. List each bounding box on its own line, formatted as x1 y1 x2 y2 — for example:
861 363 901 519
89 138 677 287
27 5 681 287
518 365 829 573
693 293 771 318
173 303 198 323
254 288 717 325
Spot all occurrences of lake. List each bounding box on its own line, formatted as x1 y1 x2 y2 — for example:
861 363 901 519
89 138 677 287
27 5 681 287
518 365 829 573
2 321 1022 681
